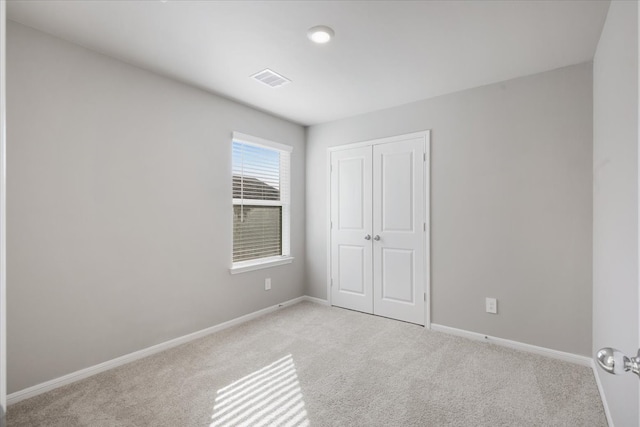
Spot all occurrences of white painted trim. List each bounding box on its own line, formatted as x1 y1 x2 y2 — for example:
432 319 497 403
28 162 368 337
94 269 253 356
7 296 306 405
232 131 293 153
229 256 294 274
430 323 592 367
423 131 431 328
637 3 640 424
302 296 330 306
326 148 332 306
232 198 284 207
0 0 6 420
326 131 429 152
591 359 615 427
230 133 292 270
326 130 431 327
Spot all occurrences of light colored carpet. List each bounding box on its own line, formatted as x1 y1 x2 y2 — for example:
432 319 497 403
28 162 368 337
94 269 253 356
8 301 606 426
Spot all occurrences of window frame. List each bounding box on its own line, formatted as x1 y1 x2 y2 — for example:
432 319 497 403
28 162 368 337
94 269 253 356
230 132 294 274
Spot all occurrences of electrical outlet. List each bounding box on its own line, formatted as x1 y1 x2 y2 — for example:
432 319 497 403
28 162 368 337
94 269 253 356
485 297 497 314
265 278 271 291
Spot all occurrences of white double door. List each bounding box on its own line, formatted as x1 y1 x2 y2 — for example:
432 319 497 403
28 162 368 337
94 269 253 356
330 133 428 325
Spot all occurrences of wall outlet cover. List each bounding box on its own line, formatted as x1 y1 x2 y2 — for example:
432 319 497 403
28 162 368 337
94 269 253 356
265 278 271 291
486 297 497 314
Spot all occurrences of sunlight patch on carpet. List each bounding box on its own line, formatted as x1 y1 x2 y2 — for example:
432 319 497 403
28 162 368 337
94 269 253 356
211 354 309 427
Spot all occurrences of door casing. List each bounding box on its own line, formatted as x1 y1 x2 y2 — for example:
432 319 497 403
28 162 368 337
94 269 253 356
326 130 431 328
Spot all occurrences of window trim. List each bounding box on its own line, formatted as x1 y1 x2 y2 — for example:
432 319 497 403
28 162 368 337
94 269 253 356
230 132 293 274
233 132 293 154
229 255 295 275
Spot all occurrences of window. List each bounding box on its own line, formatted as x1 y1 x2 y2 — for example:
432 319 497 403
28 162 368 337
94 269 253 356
231 132 293 273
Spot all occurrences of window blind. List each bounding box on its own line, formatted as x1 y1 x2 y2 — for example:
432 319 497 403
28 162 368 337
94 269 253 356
232 137 291 263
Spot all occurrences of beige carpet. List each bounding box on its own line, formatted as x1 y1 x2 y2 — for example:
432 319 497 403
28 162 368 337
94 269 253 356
8 301 606 426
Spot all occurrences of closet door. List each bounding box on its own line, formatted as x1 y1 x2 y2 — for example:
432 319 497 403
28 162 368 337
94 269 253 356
330 146 373 314
372 138 425 325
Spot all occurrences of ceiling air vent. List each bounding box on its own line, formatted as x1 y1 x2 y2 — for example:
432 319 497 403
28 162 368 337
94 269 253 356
251 69 291 88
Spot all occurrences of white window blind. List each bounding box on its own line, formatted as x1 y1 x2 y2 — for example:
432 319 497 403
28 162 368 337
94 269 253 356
232 133 291 264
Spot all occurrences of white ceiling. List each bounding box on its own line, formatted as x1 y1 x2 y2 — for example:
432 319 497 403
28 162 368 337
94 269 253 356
7 0 610 126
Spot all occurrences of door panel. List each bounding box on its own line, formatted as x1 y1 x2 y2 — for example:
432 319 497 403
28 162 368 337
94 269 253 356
330 147 373 314
381 248 414 303
337 157 365 230
381 151 414 231
337 245 365 295
330 134 427 325
373 138 425 325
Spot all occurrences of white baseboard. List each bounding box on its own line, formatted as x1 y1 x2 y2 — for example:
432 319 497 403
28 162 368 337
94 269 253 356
302 296 330 306
431 324 612 425
7 296 306 406
591 360 614 427
430 323 592 367
9 297 600 413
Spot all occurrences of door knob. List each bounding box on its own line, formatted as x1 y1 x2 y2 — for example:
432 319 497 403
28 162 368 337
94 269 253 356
364 234 371 240
596 347 640 378
374 235 381 241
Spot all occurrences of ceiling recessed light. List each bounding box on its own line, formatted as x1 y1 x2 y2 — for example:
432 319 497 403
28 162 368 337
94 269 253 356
307 26 334 44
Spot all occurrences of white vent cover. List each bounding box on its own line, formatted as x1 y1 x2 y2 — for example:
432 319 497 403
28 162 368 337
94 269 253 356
251 69 291 88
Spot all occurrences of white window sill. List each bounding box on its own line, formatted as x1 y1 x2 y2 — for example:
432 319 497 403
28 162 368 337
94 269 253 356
230 256 294 274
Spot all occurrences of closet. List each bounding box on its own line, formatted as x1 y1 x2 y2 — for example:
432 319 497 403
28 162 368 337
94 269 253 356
328 131 430 325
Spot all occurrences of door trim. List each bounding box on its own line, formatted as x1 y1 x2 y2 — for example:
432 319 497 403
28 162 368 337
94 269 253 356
326 131 431 328
1 1 7 421
591 359 615 426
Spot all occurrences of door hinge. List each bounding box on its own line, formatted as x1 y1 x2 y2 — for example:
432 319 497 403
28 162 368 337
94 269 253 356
424 293 426 301
423 222 426 232
423 153 426 162
331 278 334 288
330 221 333 229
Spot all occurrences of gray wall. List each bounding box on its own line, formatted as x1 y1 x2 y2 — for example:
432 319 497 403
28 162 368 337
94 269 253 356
6 22 306 394
307 64 593 356
592 1 639 425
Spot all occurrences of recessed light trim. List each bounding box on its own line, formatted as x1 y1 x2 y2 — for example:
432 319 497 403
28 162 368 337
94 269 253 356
307 25 334 44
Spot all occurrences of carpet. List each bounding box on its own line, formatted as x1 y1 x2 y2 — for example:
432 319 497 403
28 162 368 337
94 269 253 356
8 301 607 426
